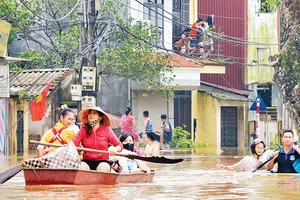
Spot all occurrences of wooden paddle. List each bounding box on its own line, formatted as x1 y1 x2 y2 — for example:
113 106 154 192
0 164 22 184
29 140 184 164
252 155 274 173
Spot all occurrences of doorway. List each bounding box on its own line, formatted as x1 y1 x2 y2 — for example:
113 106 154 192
17 111 24 153
221 107 237 147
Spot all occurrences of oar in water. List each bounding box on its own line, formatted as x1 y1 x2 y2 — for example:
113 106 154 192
252 148 280 173
0 164 22 184
29 140 184 164
252 155 274 173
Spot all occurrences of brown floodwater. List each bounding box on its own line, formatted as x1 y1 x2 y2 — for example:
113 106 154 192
1 149 300 200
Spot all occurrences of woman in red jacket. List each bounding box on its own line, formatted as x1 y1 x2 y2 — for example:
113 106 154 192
73 107 123 172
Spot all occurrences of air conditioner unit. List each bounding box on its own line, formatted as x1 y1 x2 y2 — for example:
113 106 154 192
82 66 96 91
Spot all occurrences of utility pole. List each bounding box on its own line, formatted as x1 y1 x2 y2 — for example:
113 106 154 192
255 97 261 139
78 0 97 109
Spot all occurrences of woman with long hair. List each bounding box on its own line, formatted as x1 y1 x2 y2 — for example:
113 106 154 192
36 107 76 157
112 132 150 174
73 107 123 172
203 15 214 58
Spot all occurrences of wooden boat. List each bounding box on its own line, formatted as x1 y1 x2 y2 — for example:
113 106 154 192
23 168 155 185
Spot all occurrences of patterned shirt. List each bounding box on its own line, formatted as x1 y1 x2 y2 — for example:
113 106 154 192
41 122 76 152
145 118 153 132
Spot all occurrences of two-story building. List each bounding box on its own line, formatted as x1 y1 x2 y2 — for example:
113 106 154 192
171 0 284 153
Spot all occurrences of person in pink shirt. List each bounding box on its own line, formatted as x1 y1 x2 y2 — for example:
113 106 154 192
121 107 140 148
73 106 123 172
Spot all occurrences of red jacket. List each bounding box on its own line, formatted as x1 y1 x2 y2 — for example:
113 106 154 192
73 125 122 161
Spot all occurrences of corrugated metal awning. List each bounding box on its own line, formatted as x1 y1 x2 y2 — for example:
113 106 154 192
0 56 33 63
199 84 255 102
9 68 74 97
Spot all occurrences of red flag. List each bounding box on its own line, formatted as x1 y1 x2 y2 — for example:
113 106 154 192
30 80 53 121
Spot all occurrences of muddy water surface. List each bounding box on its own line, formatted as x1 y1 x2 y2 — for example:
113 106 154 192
1 150 299 199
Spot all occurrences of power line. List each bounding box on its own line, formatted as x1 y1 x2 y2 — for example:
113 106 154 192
19 0 80 23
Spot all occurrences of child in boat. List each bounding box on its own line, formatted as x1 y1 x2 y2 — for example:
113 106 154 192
217 139 266 172
110 132 150 174
143 131 160 157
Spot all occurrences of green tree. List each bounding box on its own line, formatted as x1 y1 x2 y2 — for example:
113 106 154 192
257 0 300 134
0 0 34 42
87 0 177 94
269 0 300 134
1 0 80 68
1 0 177 94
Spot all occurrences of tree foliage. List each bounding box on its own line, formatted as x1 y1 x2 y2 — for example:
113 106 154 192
1 0 177 95
0 0 34 42
1 0 80 69
272 0 300 133
85 0 177 95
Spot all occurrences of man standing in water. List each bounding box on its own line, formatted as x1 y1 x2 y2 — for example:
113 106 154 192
267 129 300 173
154 114 172 150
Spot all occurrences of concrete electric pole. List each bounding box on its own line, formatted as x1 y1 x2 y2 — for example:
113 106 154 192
78 0 97 109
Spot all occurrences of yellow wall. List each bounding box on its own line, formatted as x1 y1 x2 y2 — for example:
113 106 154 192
247 1 279 84
189 0 198 24
192 90 218 147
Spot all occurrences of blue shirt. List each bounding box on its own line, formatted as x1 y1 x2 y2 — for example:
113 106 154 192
145 118 153 132
162 120 172 143
275 147 300 173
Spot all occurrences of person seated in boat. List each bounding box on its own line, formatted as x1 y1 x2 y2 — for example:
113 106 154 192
110 132 150 174
143 131 160 157
267 129 300 173
73 106 123 172
217 139 266 172
36 107 77 157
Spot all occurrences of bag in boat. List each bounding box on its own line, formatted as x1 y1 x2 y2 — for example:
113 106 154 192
22 142 81 169
293 159 300 173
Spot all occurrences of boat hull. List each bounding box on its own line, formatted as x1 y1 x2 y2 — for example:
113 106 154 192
23 168 155 185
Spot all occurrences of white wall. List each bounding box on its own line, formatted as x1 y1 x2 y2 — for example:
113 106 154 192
132 91 174 133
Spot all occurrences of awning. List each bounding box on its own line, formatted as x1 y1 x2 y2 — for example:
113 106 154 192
198 84 255 102
106 113 122 129
0 56 33 63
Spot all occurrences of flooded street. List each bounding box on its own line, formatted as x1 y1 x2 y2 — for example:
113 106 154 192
1 150 300 199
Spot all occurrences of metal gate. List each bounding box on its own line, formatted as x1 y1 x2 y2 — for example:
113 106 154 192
221 107 237 147
17 111 24 153
174 91 191 133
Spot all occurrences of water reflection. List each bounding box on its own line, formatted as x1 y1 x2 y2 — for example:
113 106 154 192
1 149 300 199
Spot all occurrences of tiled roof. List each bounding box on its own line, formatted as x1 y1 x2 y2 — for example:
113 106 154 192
10 68 74 97
168 53 204 68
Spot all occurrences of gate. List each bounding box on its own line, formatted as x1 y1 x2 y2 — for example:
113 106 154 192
221 107 237 147
174 91 191 133
17 111 24 153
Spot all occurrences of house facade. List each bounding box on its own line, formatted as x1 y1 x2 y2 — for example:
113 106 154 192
97 0 226 134
179 0 283 153
0 58 10 154
8 68 78 154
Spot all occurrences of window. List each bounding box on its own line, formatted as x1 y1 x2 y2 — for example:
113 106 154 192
143 0 164 45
